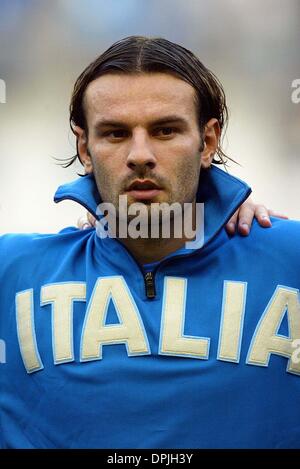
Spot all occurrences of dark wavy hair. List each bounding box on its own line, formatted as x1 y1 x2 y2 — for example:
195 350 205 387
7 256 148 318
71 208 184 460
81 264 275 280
65 35 232 168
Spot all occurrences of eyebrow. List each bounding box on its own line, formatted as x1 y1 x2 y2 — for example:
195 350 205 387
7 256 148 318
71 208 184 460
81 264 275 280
94 115 189 129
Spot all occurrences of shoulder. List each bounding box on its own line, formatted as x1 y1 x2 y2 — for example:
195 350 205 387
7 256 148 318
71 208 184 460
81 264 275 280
265 217 300 242
0 228 95 273
242 217 300 259
269 216 300 230
250 217 300 240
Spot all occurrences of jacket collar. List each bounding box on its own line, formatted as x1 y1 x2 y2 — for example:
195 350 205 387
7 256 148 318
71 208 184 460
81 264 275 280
54 165 251 248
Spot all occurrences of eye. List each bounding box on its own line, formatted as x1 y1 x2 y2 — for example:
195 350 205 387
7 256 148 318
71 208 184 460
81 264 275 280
154 127 177 138
103 129 129 140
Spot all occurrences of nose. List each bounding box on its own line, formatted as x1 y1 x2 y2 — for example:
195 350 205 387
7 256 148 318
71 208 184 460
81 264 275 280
126 130 156 172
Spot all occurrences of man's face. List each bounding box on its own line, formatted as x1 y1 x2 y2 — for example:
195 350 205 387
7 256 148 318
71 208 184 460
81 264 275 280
78 72 216 211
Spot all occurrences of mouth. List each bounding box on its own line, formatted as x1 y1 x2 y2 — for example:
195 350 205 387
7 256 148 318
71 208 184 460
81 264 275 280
125 180 162 201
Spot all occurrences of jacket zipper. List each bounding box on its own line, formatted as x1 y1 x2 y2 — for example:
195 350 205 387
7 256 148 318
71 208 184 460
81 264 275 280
141 188 252 299
144 272 156 299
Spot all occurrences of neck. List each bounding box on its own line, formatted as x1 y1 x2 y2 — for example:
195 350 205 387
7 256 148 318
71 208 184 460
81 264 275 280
119 236 188 265
117 199 198 265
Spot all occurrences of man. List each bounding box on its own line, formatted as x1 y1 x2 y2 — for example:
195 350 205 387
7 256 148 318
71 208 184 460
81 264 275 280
1 36 299 449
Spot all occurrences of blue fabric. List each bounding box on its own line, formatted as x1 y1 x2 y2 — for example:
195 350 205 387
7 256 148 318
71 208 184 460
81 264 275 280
1 166 300 448
143 260 160 273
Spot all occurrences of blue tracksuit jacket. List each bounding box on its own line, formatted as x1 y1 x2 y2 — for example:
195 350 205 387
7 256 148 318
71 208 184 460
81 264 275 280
1 165 300 448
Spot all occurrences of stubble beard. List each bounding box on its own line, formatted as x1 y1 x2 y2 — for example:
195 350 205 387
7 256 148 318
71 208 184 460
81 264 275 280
92 155 201 241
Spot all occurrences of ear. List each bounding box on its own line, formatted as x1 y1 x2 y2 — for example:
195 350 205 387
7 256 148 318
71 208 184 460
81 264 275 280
200 118 221 169
73 125 93 174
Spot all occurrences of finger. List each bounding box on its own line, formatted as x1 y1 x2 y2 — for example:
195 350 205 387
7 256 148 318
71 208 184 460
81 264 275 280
253 205 272 228
225 211 238 235
87 212 97 227
77 216 92 230
236 205 256 236
267 209 289 220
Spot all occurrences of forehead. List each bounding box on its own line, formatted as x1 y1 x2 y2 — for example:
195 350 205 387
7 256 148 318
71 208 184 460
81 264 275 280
84 72 198 126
